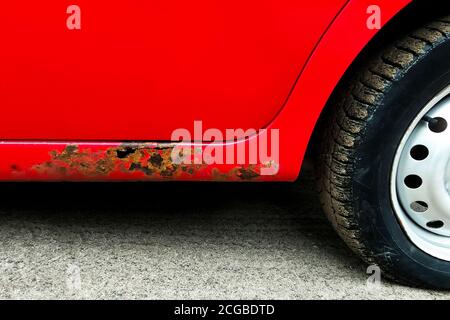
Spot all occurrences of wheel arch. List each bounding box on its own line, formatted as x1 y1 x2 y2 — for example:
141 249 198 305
268 0 448 180
304 0 450 164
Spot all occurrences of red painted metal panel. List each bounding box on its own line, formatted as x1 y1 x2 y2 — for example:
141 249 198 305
0 141 280 181
266 0 412 181
0 0 412 181
0 1 346 140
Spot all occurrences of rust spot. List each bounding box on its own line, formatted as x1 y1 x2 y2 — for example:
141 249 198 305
34 145 115 177
211 166 262 181
33 144 203 179
236 167 260 180
129 162 154 176
116 147 137 159
95 158 115 175
32 143 266 181
150 153 163 167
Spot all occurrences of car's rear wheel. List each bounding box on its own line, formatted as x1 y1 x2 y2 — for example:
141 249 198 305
317 16 450 288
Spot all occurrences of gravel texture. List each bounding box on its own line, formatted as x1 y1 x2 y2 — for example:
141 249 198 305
0 167 448 299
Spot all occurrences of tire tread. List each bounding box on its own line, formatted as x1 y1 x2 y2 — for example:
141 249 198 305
317 15 450 286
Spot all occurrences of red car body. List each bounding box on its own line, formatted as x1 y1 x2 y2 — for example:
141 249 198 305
0 0 410 181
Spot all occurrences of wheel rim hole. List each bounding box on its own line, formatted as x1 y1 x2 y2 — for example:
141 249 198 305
404 175 422 189
410 201 428 213
410 145 429 161
426 220 444 229
428 117 448 133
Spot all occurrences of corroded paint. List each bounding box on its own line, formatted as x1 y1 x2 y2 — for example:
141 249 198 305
26 143 267 181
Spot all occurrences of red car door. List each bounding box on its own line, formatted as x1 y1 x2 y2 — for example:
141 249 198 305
0 1 347 141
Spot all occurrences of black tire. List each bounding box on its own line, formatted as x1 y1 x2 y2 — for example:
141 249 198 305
317 16 450 288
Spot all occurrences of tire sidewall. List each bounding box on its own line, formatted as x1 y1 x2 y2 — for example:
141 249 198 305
353 39 450 287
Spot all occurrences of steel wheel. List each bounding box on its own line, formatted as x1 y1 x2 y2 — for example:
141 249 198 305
318 15 450 288
392 86 450 261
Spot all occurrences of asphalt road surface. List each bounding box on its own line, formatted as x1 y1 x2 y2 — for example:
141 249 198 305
0 165 448 300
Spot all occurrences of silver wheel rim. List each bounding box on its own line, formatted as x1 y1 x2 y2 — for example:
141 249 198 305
391 85 450 261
